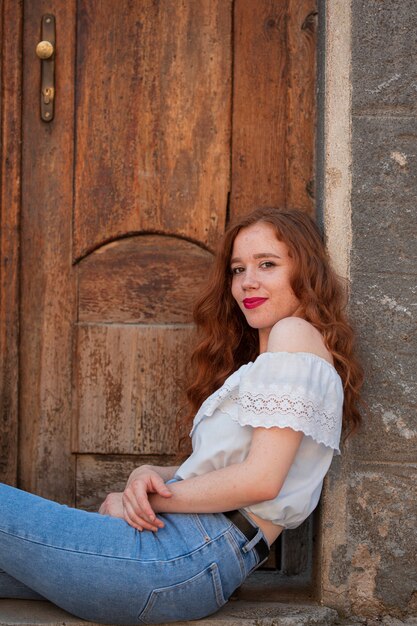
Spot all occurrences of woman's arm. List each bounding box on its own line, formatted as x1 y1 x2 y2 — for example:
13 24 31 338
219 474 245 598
122 426 303 528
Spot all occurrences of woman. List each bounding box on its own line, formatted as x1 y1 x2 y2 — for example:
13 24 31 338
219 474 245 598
0 208 363 624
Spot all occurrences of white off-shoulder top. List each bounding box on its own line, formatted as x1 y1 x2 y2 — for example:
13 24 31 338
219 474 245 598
175 351 344 529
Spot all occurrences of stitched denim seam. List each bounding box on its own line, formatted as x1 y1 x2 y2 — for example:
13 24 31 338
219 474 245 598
137 563 226 624
210 562 227 606
191 514 212 542
0 528 143 561
223 529 246 579
0 526 234 565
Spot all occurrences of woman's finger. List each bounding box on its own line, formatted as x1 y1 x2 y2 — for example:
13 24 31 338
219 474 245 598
122 499 160 532
127 481 159 523
122 493 161 531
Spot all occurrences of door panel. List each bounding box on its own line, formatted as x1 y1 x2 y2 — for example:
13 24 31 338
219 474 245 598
19 0 76 502
75 324 192 455
285 0 317 209
75 454 178 511
75 234 211 454
74 0 231 259
231 0 316 218
231 1 288 215
0 0 22 486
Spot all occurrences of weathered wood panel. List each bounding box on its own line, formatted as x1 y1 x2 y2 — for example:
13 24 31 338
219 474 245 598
0 0 22 485
19 0 76 502
231 0 288 217
76 454 177 511
231 0 317 219
78 236 213 324
75 325 191 454
73 0 232 259
285 0 317 212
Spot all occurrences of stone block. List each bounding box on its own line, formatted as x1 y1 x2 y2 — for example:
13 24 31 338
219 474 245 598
351 117 417 275
345 463 417 617
349 272 416 372
352 0 417 112
345 271 416 461
345 379 417 463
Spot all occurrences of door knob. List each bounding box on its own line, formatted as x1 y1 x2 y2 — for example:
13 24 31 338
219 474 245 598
36 40 54 60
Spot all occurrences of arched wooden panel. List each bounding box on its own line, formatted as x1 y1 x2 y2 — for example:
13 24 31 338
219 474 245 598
73 0 231 259
74 234 211 454
77 235 213 324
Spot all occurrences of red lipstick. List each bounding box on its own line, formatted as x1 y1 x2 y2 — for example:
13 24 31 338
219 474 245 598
243 297 268 309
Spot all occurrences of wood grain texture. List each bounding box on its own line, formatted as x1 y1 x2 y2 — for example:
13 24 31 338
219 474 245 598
73 0 232 259
285 0 317 212
231 0 288 217
76 454 177 511
78 235 213 324
19 0 76 502
231 0 317 219
75 324 191 455
0 0 22 485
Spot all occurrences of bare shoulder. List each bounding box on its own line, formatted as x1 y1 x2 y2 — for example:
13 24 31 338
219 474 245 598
267 317 334 365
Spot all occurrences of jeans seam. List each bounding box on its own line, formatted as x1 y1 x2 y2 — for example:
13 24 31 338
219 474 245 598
0 529 142 560
137 562 226 624
192 514 211 542
210 563 227 607
223 529 246 580
0 527 238 566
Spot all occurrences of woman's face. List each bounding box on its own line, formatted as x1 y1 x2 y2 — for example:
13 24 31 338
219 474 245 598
230 221 302 352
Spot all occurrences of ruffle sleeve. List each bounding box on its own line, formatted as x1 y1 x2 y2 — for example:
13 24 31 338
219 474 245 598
192 352 343 453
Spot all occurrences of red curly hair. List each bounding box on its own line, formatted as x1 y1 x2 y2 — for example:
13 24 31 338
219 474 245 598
178 207 364 453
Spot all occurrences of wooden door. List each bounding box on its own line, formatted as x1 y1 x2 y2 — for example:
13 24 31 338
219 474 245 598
1 0 316 519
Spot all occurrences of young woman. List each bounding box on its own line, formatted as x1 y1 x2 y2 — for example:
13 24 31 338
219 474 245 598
0 208 363 624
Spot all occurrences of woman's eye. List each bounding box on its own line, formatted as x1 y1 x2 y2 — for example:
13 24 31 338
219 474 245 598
260 261 276 269
231 267 244 275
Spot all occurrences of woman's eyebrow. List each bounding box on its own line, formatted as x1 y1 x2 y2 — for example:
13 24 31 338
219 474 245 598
230 252 281 264
253 253 281 259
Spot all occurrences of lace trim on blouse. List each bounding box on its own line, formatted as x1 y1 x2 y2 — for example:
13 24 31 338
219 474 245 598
190 352 343 453
225 391 340 451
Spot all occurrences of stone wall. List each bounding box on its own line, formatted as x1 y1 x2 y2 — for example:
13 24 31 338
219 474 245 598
320 0 417 619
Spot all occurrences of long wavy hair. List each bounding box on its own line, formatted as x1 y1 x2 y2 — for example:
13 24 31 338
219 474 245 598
178 207 364 453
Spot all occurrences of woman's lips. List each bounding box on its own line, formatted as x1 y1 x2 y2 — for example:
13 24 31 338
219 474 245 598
243 297 268 309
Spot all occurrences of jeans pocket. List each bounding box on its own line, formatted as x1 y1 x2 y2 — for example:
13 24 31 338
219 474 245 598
137 562 226 624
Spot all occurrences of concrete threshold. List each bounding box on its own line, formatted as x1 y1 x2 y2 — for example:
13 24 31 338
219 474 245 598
0 599 340 626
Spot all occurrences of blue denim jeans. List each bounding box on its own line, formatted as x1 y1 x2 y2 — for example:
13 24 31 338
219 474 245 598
0 483 267 624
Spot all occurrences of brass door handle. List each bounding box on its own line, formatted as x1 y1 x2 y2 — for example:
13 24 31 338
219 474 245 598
36 15 55 121
36 40 54 60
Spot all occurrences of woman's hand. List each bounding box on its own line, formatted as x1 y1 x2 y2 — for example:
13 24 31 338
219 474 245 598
98 492 125 518
122 468 172 532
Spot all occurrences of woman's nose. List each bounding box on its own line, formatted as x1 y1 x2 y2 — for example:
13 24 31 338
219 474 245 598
241 269 259 290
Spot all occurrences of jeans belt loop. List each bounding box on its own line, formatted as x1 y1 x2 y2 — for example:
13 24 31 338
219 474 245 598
224 510 270 566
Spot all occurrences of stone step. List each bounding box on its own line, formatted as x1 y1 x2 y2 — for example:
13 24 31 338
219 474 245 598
0 599 339 626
